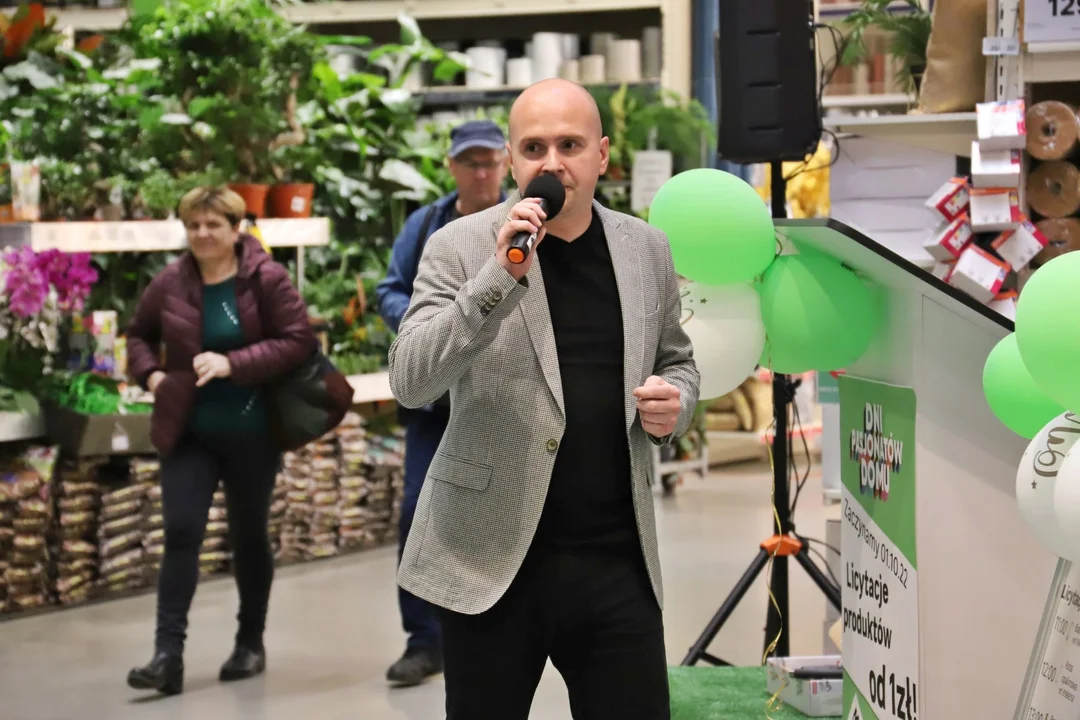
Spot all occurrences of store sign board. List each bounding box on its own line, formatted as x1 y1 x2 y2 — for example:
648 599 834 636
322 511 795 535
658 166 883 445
840 376 920 720
1015 559 1080 720
631 150 672 213
1024 0 1080 44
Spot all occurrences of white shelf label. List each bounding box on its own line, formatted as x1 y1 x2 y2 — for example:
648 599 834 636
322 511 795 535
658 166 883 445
983 36 1021 56
1025 0 1080 44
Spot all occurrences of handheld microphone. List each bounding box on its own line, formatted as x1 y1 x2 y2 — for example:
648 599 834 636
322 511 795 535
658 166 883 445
507 174 566 265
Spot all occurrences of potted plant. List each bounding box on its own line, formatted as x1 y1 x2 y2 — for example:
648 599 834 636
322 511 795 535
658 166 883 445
839 0 933 97
0 246 98 416
268 141 321 218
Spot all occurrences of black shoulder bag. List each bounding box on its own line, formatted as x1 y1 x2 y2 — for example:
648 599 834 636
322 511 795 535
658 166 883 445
252 268 355 451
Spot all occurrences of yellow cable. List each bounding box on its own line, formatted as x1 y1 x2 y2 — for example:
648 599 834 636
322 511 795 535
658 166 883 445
760 346 786 718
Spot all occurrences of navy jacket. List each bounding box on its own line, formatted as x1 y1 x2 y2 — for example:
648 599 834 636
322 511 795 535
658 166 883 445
376 190 506 415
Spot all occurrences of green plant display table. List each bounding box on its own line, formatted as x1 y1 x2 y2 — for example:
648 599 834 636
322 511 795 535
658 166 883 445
669 665 840 719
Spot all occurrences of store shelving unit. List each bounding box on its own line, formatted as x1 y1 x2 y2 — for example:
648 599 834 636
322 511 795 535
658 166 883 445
824 111 978 156
414 79 661 108
821 93 916 109
0 217 329 291
0 411 45 443
34 0 692 100
0 217 329 253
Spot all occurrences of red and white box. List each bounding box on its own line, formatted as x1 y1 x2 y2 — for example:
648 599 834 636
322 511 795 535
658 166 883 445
948 246 1010 303
924 215 974 263
969 188 1022 232
976 99 1027 151
989 290 1018 321
971 141 1022 188
925 177 970 222
991 218 1049 271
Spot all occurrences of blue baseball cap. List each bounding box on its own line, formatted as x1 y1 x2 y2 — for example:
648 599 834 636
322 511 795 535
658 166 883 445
449 120 506 159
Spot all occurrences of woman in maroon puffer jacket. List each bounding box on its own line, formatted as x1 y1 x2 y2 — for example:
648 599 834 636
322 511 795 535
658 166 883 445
124 186 317 696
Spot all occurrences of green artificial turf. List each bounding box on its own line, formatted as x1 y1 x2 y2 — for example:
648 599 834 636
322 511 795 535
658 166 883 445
669 665 841 720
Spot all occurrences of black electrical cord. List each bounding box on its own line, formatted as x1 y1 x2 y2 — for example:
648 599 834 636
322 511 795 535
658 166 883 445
783 22 847 183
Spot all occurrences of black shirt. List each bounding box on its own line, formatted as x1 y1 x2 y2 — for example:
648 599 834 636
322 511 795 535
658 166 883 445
533 210 637 549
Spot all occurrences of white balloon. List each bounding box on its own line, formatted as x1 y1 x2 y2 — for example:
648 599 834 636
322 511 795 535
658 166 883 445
1017 411 1080 559
680 282 766 401
1051 413 1080 559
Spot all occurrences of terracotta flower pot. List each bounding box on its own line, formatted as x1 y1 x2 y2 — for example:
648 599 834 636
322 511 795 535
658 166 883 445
268 183 315 219
228 183 270 218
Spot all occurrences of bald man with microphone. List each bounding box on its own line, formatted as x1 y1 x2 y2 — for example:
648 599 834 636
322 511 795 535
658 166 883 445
388 79 699 719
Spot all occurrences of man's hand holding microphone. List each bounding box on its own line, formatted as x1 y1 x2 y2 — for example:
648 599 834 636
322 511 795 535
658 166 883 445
497 198 548 281
497 174 566 282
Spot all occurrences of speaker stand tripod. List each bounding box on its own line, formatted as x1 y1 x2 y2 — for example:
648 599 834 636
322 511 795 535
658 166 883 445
680 161 842 668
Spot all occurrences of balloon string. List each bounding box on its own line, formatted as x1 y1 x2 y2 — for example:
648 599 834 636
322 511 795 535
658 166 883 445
761 348 786 719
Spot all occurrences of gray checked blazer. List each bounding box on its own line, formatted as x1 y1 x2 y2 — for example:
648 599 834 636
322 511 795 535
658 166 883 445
388 191 700 616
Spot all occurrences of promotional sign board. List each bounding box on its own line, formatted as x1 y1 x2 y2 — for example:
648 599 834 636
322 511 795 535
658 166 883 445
840 376 920 720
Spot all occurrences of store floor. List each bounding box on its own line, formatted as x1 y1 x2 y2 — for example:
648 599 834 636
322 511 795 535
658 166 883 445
0 462 832 720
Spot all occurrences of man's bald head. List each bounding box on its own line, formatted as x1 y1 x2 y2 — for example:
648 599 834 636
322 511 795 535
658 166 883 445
504 78 609 236
508 78 603 143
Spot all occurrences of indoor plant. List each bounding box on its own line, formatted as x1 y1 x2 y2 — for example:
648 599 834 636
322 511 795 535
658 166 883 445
839 0 933 96
268 141 322 218
0 246 98 412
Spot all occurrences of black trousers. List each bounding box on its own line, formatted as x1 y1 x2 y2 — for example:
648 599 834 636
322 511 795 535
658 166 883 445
438 544 670 720
155 431 280 655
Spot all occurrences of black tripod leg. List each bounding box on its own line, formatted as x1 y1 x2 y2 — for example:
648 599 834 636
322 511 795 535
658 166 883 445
795 548 842 611
681 547 771 667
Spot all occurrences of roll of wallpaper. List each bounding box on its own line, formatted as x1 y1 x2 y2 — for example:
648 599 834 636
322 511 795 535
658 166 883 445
580 54 606 85
532 32 564 82
1034 218 1080 267
642 26 662 78
608 39 642 83
562 34 581 61
465 46 505 89
590 32 617 59
1026 101 1080 161
506 57 533 88
558 59 580 83
1027 161 1080 218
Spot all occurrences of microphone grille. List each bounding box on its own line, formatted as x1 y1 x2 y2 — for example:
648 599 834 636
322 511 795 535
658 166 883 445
523 174 566 219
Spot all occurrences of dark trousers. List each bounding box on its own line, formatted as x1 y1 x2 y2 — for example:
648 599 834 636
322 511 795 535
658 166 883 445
438 545 671 720
398 407 449 651
155 432 280 655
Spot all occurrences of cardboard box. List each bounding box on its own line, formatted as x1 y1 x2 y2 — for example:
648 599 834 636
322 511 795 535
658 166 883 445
43 403 153 457
933 260 956 281
989 290 1018 321
992 218 1049 271
765 655 843 717
924 215 974 263
925 177 971 222
971 141 1022 188
948 246 1010 303
969 188 1022 232
976 99 1027 151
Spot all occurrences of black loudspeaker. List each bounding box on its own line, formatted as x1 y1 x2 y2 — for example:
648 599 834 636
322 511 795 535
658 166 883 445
716 0 820 164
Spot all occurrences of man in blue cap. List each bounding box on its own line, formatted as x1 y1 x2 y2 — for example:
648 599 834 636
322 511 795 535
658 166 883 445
375 118 508 686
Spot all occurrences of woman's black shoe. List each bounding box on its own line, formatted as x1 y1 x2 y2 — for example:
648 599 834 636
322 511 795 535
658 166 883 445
219 645 266 682
127 651 184 695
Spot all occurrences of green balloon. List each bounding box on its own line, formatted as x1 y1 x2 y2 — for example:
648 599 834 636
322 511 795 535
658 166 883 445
758 339 813 375
983 333 1065 439
758 250 877 372
648 168 776 286
1016 252 1080 412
